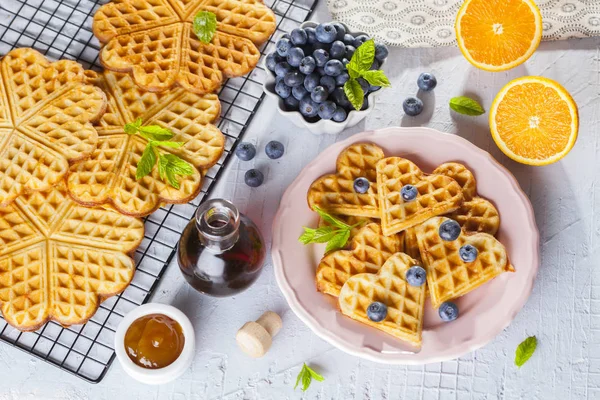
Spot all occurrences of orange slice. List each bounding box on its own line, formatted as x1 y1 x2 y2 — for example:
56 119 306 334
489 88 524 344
455 0 542 71
489 76 579 166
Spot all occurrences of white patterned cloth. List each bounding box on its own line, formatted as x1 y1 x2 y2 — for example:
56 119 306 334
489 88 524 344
327 0 600 47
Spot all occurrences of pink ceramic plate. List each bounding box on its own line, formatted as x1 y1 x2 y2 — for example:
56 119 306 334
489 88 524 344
272 127 539 364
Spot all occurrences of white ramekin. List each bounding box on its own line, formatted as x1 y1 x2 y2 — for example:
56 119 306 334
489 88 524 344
263 21 385 135
114 303 195 385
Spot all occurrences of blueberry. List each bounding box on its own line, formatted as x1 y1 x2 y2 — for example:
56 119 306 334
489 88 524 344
305 27 317 44
265 140 285 159
315 23 337 43
406 266 426 287
369 84 381 93
266 52 280 72
299 96 319 118
313 49 330 67
275 79 291 98
343 33 355 45
353 34 370 48
283 95 299 110
403 97 424 116
401 184 418 201
290 28 308 46
318 100 337 120
345 45 356 60
417 72 437 91
276 38 292 57
459 244 478 263
336 72 349 86
320 75 336 93
330 40 346 59
353 177 369 193
342 58 350 67
316 66 327 76
292 85 308 101
275 61 292 78
235 142 256 161
324 59 344 76
280 33 291 40
438 220 461 241
357 77 370 93
245 169 264 187
299 56 316 75
331 87 351 108
304 73 320 92
370 59 380 71
332 22 346 41
361 98 369 111
375 43 389 61
287 47 304 67
284 71 304 87
439 302 459 322
367 302 387 322
311 86 329 103
332 106 347 122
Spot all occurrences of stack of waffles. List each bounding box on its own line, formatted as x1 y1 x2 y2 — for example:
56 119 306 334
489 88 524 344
307 143 513 347
0 0 278 331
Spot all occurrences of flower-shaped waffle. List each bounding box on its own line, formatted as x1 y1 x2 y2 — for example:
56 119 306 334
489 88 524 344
67 70 224 217
0 48 105 207
308 143 385 219
0 184 144 331
93 0 276 94
339 252 426 347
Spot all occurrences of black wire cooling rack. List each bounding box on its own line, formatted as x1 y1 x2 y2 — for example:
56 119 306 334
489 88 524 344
0 0 318 383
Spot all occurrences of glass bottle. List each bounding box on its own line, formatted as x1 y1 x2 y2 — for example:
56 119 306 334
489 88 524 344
177 199 266 297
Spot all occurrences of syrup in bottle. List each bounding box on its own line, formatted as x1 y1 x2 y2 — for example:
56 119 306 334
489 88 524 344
177 199 266 297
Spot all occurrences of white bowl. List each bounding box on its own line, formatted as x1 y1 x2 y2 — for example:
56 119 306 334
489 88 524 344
114 303 195 385
263 21 385 135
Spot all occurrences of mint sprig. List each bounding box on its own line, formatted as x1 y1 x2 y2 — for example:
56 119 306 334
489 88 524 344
449 96 485 116
294 363 324 392
124 118 193 189
299 207 361 253
515 336 537 368
344 39 391 110
193 11 217 43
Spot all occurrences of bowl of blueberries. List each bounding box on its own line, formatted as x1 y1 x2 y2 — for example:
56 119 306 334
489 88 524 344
263 21 389 135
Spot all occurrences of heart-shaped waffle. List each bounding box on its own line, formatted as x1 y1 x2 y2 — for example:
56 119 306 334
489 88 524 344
338 252 426 347
308 143 385 218
0 48 105 207
415 216 514 309
316 223 402 297
377 157 464 236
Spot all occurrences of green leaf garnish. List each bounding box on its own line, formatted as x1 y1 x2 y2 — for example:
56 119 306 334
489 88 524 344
325 229 350 253
149 140 184 148
313 206 350 230
299 207 361 253
515 336 537 368
449 96 485 116
193 11 217 44
344 78 364 111
136 143 157 180
158 154 194 189
360 70 391 87
348 39 376 74
139 125 174 141
294 363 324 392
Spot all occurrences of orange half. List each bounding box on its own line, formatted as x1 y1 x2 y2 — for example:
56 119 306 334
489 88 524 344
455 0 542 71
489 76 579 166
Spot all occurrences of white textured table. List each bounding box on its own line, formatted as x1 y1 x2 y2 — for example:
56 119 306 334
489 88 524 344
2 2 600 399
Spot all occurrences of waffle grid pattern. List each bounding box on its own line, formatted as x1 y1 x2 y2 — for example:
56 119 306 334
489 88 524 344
0 0 318 383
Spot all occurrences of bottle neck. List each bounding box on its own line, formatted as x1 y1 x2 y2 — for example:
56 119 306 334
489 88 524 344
195 199 240 252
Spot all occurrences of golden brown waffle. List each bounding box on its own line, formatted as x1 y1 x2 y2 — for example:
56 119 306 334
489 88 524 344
67 70 224 217
318 214 375 243
0 184 144 331
316 223 402 297
308 143 385 218
338 252 425 347
415 216 514 309
377 157 464 236
93 0 276 94
0 48 105 207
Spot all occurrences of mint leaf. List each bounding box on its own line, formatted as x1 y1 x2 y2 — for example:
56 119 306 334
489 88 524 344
515 336 537 368
360 70 391 87
307 367 324 382
193 11 217 44
124 118 142 135
139 125 174 141
294 364 324 392
158 154 194 189
150 140 184 148
299 228 317 244
136 144 156 180
325 229 350 253
157 153 168 181
348 39 375 74
313 206 350 230
344 79 364 110
449 96 485 116
308 227 338 243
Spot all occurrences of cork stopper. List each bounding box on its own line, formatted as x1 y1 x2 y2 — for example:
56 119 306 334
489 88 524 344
236 311 282 358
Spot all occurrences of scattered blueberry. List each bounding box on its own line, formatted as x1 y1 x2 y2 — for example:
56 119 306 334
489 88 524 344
305 27 317 44
274 61 292 78
292 85 308 101
235 142 256 161
345 45 356 60
331 87 351 109
290 28 308 46
367 302 387 322
304 72 320 92
298 56 316 74
319 75 336 93
245 169 264 187
313 49 329 67
284 70 304 87
438 220 461 242
275 79 291 98
439 302 459 322
353 34 370 48
332 22 346 41
330 40 346 59
332 106 347 122
265 140 285 159
266 53 280 72
287 47 304 67
276 38 292 57
283 95 299 110
280 33 291 40
299 96 319 118
318 100 337 120
324 59 344 76
353 177 369 193
459 244 478 262
406 266 426 287
311 86 329 103
370 59 380 71
336 72 349 86
403 97 424 116
401 184 418 201
375 43 389 61
417 72 437 91
343 33 355 45
315 23 337 43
